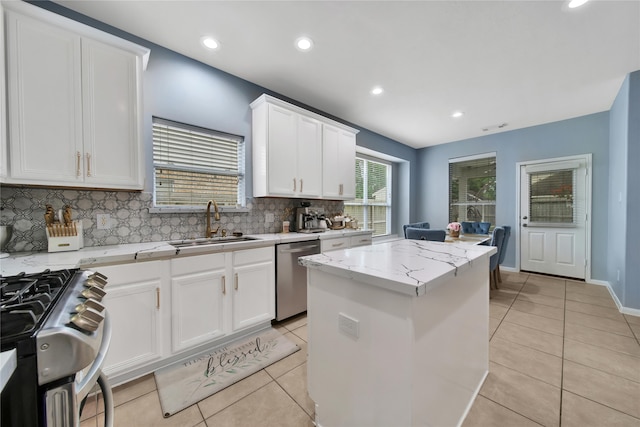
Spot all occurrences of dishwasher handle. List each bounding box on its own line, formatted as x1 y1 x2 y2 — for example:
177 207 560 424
279 244 320 254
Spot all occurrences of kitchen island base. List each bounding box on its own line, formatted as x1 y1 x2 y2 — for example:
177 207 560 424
307 259 489 427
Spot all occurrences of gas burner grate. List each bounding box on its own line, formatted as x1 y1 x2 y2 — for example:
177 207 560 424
0 269 77 341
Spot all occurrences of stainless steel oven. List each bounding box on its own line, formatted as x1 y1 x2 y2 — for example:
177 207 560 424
1 269 114 427
275 240 321 320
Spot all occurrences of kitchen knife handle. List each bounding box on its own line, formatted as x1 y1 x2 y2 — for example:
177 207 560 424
86 153 92 177
222 276 226 294
76 152 81 177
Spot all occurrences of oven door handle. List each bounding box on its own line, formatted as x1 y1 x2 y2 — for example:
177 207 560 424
76 310 112 402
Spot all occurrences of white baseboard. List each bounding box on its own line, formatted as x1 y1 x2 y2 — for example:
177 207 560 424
503 272 640 318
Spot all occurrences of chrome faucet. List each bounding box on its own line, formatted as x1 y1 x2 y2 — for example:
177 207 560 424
206 199 221 238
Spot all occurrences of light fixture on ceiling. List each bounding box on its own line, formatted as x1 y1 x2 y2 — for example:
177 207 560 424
201 37 220 50
568 0 589 8
370 86 384 96
451 111 464 118
295 37 314 51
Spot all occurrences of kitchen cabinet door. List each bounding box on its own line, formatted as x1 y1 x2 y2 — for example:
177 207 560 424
322 124 356 200
350 232 372 248
265 104 298 196
296 114 322 197
99 261 166 378
170 253 227 353
81 38 142 189
231 247 275 332
6 9 83 184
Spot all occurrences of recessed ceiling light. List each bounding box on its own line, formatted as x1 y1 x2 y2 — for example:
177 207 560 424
295 37 314 51
568 0 588 8
452 111 464 118
371 86 384 96
201 37 220 50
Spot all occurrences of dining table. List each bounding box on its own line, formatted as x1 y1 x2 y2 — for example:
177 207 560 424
444 233 491 245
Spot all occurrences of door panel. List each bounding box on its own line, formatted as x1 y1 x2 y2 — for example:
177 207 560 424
520 159 587 279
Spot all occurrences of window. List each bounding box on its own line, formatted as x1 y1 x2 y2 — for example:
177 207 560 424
344 156 391 237
152 117 245 209
449 154 496 225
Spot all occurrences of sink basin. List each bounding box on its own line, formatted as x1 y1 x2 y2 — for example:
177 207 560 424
170 236 259 248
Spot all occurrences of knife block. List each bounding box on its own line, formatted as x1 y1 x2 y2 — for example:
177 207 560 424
46 220 84 252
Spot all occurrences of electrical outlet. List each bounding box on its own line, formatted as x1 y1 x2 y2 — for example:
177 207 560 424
97 214 111 230
338 312 359 339
265 213 275 223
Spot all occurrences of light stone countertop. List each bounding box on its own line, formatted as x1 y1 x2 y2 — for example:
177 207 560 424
0 229 372 276
299 238 497 297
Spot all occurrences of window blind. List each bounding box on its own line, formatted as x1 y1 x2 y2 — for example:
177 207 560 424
152 118 244 207
528 169 576 224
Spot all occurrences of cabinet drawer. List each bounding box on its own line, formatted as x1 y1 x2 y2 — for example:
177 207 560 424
321 237 350 252
233 246 274 266
350 234 372 247
171 252 226 275
96 260 162 285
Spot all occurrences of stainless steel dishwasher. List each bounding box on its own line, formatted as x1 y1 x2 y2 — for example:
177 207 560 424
275 240 321 321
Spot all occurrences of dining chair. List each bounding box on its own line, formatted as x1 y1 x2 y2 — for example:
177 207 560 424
489 227 505 289
403 222 430 238
405 228 446 242
461 221 491 234
496 225 511 283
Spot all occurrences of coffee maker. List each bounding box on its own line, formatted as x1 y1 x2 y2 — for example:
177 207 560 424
293 207 327 233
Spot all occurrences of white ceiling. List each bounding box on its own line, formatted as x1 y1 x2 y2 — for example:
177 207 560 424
54 0 640 149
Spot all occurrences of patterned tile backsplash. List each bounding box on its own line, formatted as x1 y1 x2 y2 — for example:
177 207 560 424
0 187 344 253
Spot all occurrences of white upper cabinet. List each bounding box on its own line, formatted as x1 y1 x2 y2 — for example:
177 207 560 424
251 94 358 200
322 124 356 200
3 1 149 190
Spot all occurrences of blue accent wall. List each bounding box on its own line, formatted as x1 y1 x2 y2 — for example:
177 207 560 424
417 113 610 280
609 71 640 310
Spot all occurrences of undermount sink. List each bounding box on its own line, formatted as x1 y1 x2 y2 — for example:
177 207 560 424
170 236 259 248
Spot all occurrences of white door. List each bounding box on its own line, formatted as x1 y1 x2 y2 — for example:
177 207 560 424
520 158 588 279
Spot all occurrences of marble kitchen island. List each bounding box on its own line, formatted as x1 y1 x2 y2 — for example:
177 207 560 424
299 238 496 427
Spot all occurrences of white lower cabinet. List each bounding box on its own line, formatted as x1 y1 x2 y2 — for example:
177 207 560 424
99 261 168 378
97 246 275 383
231 247 275 331
171 246 275 353
170 253 227 353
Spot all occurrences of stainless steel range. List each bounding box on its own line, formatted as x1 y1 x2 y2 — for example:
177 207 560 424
0 268 113 427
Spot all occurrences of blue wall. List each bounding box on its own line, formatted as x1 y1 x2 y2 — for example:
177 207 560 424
608 75 629 304
417 113 610 280
35 1 418 237
609 71 640 310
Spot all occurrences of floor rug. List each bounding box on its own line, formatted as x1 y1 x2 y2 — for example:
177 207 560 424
154 327 300 417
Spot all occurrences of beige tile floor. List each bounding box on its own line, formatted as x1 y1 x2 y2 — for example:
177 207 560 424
81 272 640 427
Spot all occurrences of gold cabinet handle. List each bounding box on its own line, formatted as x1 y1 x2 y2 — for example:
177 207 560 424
234 273 238 290
156 288 160 309
293 178 296 192
85 153 92 177
339 183 343 195
76 152 81 177
332 242 344 247
222 276 226 295
300 179 303 193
